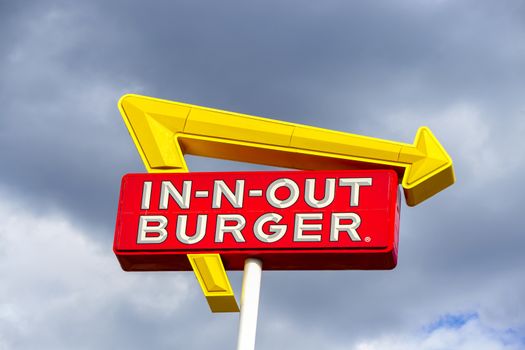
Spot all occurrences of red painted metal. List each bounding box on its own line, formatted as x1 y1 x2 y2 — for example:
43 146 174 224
114 170 400 271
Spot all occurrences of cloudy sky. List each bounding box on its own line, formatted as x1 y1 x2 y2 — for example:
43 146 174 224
1 0 525 349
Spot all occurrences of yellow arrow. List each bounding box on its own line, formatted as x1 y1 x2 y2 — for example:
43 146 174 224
119 94 455 206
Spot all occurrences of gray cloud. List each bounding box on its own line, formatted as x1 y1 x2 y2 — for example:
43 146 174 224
2 0 524 229
1 0 524 349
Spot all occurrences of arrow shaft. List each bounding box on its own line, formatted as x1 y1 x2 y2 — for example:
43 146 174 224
183 105 415 166
178 134 408 174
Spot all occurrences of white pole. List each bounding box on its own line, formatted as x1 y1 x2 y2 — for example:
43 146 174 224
236 258 263 350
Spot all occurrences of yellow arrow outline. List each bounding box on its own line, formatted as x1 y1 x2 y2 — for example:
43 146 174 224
118 94 455 313
119 94 455 206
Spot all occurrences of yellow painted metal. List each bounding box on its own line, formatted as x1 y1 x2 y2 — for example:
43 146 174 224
119 93 455 206
188 254 239 312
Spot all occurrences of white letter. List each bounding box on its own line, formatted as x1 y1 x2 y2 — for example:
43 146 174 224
253 213 287 243
267 178 300 209
293 213 322 242
338 178 372 206
159 181 191 209
304 178 335 208
141 181 152 210
215 214 246 243
176 215 207 244
212 180 245 209
330 213 361 242
137 215 168 244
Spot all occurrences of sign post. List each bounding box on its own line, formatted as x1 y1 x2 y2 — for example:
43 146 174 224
237 258 263 350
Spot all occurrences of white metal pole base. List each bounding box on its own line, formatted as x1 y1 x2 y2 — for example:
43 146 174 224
236 258 263 350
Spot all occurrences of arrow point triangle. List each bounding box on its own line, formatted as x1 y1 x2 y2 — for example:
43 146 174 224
406 127 450 183
403 127 455 206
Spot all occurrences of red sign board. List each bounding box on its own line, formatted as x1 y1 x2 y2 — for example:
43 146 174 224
114 170 400 271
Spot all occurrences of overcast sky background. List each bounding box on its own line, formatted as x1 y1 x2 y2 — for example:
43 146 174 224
1 1 525 349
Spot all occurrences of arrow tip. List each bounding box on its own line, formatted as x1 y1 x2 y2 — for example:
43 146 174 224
402 127 455 206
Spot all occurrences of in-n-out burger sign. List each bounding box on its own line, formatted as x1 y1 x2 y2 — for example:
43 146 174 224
114 94 454 314
114 169 400 271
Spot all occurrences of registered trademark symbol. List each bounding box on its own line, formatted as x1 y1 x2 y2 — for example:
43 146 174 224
365 237 371 242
